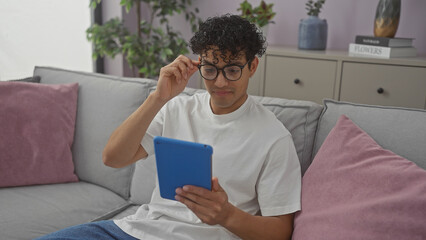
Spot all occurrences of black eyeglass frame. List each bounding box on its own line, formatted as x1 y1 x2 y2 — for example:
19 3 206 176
197 61 250 81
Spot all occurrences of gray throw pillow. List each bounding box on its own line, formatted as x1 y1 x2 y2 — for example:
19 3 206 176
313 99 426 170
8 76 41 83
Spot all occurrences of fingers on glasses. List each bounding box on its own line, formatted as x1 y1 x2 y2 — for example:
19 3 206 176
172 55 199 83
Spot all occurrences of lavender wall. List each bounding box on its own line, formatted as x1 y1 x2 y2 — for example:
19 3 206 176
185 0 425 55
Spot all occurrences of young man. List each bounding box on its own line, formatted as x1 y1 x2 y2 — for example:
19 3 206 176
37 14 301 240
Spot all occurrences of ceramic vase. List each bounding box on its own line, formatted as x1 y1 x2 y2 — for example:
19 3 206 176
298 16 328 50
374 0 401 37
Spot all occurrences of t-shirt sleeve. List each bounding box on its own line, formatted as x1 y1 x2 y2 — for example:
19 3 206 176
256 135 301 216
140 107 164 156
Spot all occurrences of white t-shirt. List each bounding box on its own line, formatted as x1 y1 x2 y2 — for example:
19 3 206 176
115 92 301 240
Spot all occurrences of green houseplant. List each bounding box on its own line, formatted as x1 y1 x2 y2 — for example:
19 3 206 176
238 0 276 28
87 0 201 78
305 0 325 17
298 0 327 50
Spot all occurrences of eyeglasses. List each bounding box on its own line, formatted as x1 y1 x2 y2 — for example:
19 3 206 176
198 61 249 81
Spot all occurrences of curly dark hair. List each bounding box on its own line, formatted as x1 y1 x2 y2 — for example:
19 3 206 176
189 14 266 66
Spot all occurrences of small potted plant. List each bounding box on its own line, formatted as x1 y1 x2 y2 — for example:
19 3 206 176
238 0 276 35
298 0 327 50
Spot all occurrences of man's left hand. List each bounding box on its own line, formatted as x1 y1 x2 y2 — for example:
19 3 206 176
175 177 234 226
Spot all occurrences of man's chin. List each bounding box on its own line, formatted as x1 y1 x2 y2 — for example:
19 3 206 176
211 98 232 107
210 97 234 111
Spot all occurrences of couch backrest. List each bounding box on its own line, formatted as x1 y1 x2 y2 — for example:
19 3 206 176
130 87 323 204
313 99 426 170
34 66 157 199
33 66 324 202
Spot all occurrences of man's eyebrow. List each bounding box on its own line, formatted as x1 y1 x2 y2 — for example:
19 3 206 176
201 60 244 65
229 60 244 65
201 60 214 65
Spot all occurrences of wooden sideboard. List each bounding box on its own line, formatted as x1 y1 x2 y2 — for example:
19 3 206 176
249 46 426 109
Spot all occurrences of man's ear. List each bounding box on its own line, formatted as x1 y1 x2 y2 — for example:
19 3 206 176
249 57 259 78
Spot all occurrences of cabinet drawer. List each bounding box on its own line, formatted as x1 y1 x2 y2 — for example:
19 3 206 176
264 55 337 104
341 62 426 109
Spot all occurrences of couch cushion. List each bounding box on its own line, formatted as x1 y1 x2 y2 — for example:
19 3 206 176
130 88 323 204
313 99 426 170
252 95 323 174
34 66 157 198
130 155 157 204
0 82 79 187
293 115 426 239
108 205 140 220
0 182 130 240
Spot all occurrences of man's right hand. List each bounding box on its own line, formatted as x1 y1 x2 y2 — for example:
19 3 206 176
103 55 200 168
153 55 200 102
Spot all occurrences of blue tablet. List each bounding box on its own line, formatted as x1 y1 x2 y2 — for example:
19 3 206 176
153 136 213 200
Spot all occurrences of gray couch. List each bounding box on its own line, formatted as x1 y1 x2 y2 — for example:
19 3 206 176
1 66 425 239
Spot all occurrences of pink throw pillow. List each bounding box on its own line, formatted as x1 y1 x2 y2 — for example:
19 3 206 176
293 115 426 240
0 82 79 187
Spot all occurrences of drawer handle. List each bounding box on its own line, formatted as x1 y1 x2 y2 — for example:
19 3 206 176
294 79 301 84
377 88 384 94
